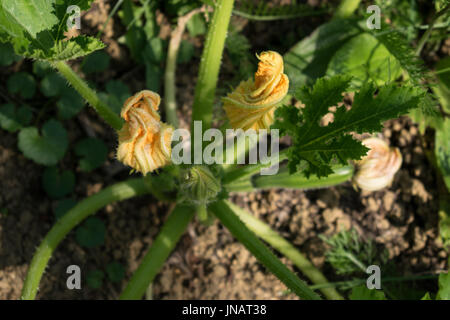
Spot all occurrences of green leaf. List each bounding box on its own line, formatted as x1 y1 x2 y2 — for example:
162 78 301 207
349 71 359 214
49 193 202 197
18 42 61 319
373 27 426 86
75 217 106 248
435 56 450 113
99 80 131 114
86 270 104 289
42 166 75 199
41 71 84 118
0 0 59 38
273 76 421 177
41 72 67 97
186 12 206 37
350 286 387 300
32 60 53 77
0 1 104 61
145 62 161 92
0 42 20 66
437 272 450 300
81 50 110 74
74 138 108 171
57 87 85 119
106 262 125 283
18 119 68 166
120 0 147 63
164 0 202 17
44 36 105 62
53 198 77 220
144 38 165 64
0 103 32 132
284 18 362 87
7 72 36 99
327 33 402 87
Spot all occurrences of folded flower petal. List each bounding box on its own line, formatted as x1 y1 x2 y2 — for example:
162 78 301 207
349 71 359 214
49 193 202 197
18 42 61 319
117 90 173 175
223 50 289 131
353 137 402 191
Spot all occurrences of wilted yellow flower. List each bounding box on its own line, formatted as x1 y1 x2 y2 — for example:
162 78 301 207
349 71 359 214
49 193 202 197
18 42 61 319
222 50 289 131
353 137 402 191
117 90 173 175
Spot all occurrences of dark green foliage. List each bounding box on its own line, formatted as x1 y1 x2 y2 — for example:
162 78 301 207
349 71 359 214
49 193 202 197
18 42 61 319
350 286 386 300
7 72 36 99
99 80 131 114
273 76 421 177
106 262 125 283
186 12 206 37
76 217 106 248
0 103 32 133
177 40 195 64
74 138 108 171
42 167 75 199
81 50 111 74
0 42 20 66
284 19 362 88
18 119 68 166
0 0 104 61
53 198 77 220
86 270 104 289
320 229 385 275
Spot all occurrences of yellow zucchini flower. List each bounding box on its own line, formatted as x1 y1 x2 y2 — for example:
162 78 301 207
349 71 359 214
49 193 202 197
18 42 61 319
353 137 402 191
117 90 174 175
222 50 289 131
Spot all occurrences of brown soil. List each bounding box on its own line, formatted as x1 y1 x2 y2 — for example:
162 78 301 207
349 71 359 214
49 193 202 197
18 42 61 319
0 0 448 300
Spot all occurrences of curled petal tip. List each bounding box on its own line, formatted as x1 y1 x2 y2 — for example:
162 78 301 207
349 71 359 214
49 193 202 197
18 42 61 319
353 137 403 192
117 90 173 175
223 50 289 131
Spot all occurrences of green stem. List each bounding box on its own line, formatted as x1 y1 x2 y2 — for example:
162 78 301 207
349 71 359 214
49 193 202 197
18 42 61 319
228 201 343 300
191 0 235 133
415 4 450 56
164 31 180 127
229 165 354 192
334 0 361 19
210 200 321 300
21 178 150 300
344 252 367 273
225 165 353 192
52 61 123 131
120 204 195 299
232 7 329 21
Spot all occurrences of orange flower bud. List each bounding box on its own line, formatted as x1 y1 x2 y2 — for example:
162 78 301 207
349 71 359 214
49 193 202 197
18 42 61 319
117 90 173 175
222 51 289 131
353 137 402 191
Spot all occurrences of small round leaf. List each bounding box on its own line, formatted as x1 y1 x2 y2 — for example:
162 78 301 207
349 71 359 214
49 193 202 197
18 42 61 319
18 119 68 166
42 167 76 199
76 217 106 248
